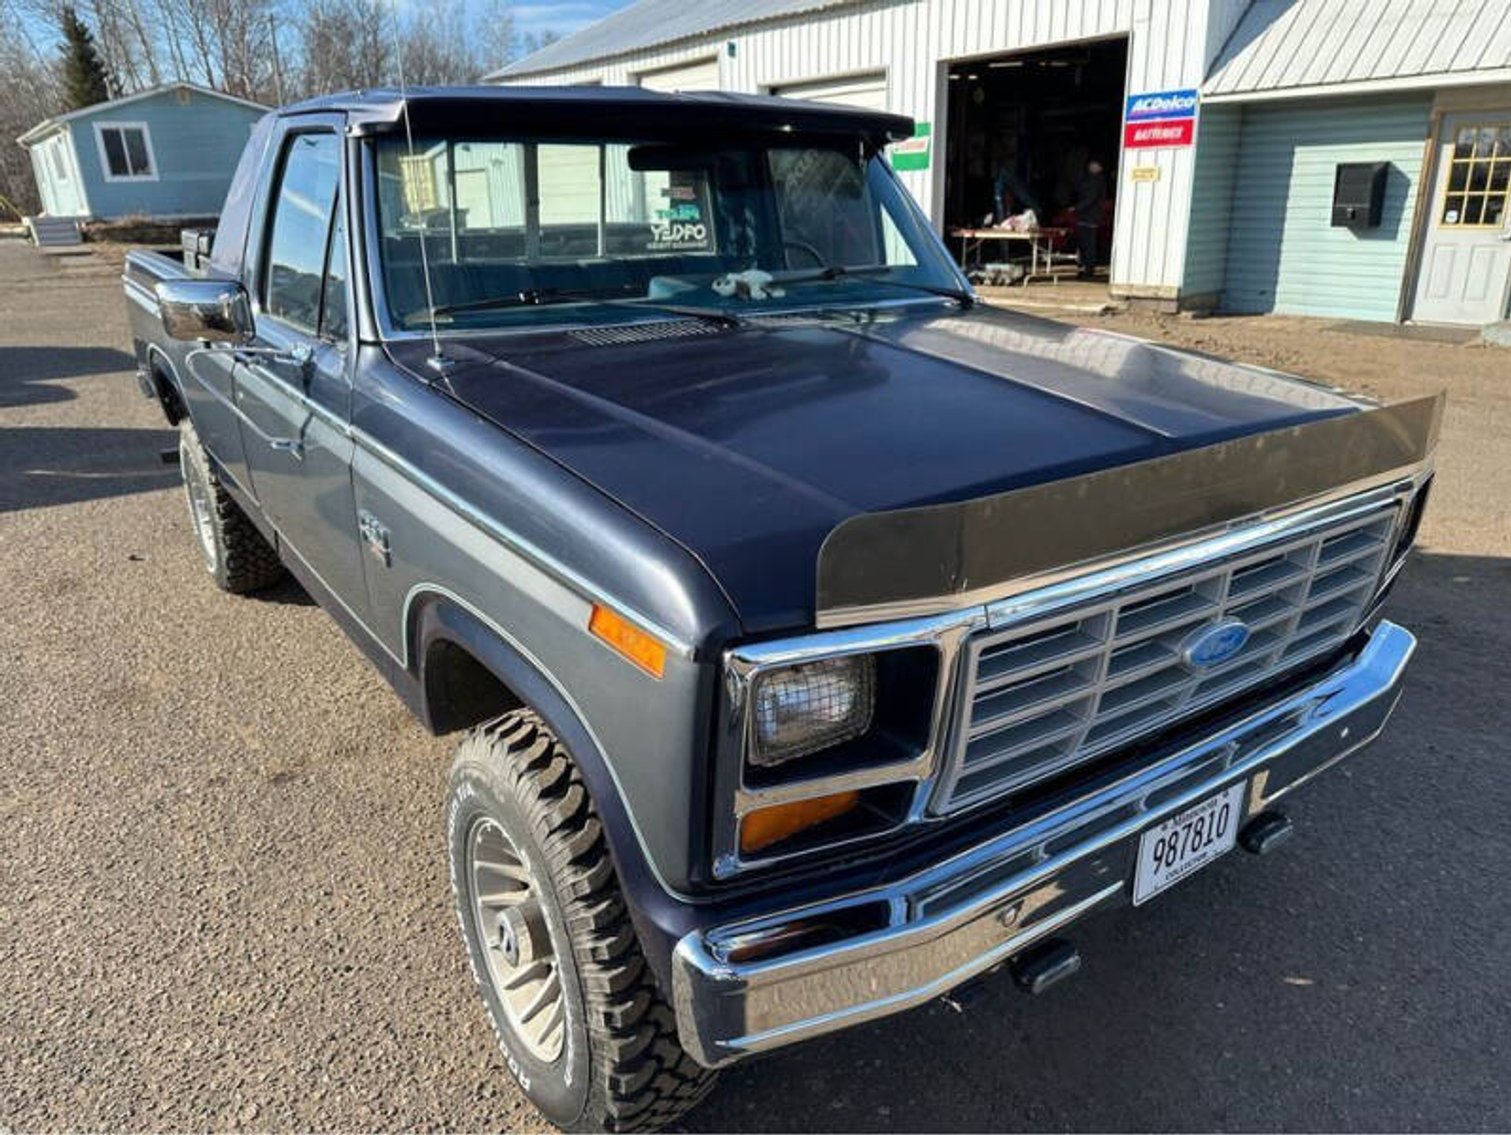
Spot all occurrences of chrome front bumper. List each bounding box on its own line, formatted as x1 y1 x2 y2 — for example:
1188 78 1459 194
672 620 1415 1068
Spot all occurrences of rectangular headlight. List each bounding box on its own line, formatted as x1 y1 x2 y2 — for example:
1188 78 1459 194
750 655 875 768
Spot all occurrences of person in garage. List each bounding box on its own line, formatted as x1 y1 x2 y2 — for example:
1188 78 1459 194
1075 158 1106 279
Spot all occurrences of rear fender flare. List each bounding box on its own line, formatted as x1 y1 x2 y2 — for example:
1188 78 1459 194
144 344 186 423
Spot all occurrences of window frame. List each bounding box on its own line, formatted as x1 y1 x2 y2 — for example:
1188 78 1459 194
1436 120 1511 230
258 127 344 339
316 185 352 347
92 120 157 183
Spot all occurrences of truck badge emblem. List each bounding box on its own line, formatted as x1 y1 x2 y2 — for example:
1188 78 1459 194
1181 618 1251 669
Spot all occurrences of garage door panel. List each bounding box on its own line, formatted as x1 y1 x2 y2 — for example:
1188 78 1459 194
638 58 720 92
772 73 888 112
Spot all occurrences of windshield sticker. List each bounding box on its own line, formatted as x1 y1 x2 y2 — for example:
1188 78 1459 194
649 179 712 250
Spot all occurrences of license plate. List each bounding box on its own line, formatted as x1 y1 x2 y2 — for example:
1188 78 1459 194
1132 782 1245 905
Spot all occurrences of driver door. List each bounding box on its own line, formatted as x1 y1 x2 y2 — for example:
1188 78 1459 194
234 124 367 617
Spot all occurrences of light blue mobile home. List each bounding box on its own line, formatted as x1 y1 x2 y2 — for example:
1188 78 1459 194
18 83 267 222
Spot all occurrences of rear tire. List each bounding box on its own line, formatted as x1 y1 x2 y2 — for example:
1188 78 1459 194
178 419 285 594
447 711 717 1132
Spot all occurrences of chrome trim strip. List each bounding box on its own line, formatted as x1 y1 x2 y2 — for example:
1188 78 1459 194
815 394 1443 628
981 489 1405 629
676 620 1416 1066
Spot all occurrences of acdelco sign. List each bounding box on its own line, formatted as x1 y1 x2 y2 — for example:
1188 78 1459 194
1125 89 1199 122
1122 87 1199 149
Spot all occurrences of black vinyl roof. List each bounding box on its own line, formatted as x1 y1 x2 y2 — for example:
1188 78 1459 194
283 85 914 146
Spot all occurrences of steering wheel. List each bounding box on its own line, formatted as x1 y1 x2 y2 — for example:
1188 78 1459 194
782 238 828 269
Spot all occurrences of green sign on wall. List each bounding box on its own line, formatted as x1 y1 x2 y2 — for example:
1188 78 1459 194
889 122 931 171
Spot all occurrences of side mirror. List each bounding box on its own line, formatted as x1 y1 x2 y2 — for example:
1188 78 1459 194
155 278 254 345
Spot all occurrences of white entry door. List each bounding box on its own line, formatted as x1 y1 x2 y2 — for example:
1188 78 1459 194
1412 114 1511 325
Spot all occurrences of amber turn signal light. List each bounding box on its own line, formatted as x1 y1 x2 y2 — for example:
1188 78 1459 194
589 603 667 678
739 791 860 855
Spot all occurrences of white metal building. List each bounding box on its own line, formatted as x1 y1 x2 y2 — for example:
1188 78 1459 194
489 0 1511 326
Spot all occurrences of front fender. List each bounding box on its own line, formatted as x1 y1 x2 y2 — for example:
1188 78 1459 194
411 593 708 986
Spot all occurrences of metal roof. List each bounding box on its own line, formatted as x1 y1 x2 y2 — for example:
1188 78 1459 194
485 0 871 79
17 82 266 146
1205 0 1511 101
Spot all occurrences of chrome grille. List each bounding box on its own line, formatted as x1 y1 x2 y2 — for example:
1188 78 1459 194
936 508 1397 812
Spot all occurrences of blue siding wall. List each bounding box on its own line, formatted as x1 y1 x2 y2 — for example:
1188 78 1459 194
1182 104 1241 302
1220 95 1431 322
68 89 265 220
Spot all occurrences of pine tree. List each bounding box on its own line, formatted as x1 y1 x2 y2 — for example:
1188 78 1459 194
59 7 111 111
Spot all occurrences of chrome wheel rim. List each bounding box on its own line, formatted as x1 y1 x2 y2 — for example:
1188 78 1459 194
182 446 217 568
468 817 566 1063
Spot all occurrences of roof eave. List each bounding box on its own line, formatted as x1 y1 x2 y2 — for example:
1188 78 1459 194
1203 66 1511 104
16 82 269 146
16 119 66 147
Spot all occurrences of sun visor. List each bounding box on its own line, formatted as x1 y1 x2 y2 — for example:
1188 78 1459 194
815 393 1444 628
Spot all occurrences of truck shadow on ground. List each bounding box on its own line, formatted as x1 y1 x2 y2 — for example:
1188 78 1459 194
0 426 179 512
0 346 136 408
247 577 317 607
675 550 1511 1132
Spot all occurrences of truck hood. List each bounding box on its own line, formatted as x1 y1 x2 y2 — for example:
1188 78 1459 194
390 305 1359 632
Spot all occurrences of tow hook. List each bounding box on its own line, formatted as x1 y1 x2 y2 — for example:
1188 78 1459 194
1010 938 1082 994
1239 810 1293 855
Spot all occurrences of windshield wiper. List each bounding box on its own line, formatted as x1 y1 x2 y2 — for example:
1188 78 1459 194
419 286 744 328
781 263 975 308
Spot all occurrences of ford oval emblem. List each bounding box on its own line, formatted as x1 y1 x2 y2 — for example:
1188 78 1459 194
1181 618 1251 669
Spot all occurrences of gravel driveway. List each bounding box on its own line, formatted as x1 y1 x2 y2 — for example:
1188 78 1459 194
2 239 1507 1131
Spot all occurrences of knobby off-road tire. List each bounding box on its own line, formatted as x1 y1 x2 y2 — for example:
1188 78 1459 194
178 419 285 594
447 711 717 1132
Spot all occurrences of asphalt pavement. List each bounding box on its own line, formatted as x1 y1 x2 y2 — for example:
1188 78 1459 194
1 239 1507 1131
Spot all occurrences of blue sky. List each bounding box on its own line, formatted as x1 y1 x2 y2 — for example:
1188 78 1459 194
513 0 632 43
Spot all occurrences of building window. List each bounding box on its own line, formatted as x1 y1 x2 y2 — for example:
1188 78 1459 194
1440 123 1510 228
94 122 156 181
48 139 68 181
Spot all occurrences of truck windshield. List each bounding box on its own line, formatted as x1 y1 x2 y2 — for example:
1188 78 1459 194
372 135 964 331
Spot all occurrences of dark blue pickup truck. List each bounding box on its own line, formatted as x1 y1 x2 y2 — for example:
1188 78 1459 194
123 87 1439 1131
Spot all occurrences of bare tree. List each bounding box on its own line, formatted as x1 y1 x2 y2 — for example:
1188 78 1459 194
0 10 63 216
294 0 389 95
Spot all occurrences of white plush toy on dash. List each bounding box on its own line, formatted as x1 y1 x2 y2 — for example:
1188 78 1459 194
712 268 786 301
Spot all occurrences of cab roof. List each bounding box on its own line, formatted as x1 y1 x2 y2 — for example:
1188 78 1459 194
281 85 915 147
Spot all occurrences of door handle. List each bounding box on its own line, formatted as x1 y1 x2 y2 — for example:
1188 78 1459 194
232 342 315 368
269 438 304 460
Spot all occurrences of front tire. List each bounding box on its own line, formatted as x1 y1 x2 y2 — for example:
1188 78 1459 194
178 419 285 594
447 712 716 1132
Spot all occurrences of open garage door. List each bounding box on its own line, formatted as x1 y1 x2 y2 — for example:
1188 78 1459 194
772 73 888 112
637 58 720 92
945 39 1127 279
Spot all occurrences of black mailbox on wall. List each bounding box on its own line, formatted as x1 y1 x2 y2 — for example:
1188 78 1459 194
1332 162 1389 228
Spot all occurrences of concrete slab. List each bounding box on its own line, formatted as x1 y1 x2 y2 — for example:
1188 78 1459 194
1328 319 1481 345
